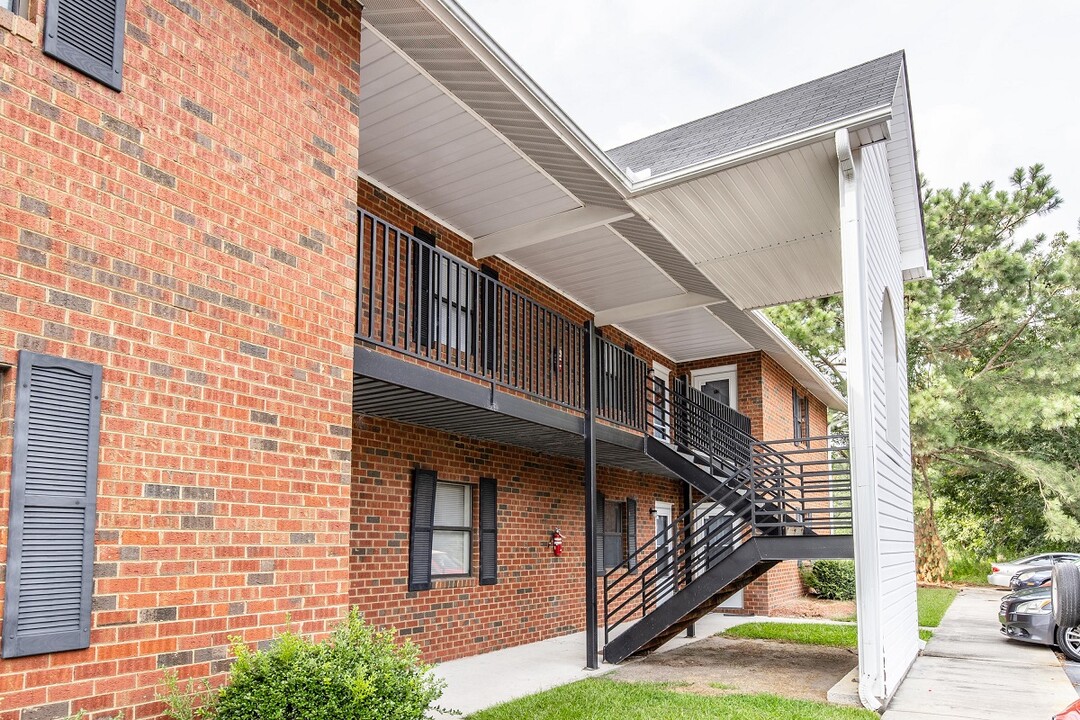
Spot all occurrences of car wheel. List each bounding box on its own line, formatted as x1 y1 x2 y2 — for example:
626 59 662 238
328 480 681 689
1053 562 1080 627
1057 625 1080 663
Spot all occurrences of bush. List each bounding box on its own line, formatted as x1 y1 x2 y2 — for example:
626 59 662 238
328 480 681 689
807 560 856 601
944 551 992 585
164 610 446 720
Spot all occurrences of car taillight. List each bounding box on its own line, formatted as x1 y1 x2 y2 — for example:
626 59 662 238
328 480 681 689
992 566 1000 573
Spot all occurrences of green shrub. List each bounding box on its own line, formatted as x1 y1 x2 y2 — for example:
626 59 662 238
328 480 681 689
807 560 856 601
163 610 446 720
944 552 992 585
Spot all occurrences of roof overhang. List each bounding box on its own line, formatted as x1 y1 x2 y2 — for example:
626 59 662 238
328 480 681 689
624 62 928 310
359 0 886 411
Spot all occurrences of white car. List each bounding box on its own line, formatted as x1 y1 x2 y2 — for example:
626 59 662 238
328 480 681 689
988 553 1080 587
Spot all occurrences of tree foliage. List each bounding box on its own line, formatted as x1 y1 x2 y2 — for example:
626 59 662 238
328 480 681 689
766 165 1080 558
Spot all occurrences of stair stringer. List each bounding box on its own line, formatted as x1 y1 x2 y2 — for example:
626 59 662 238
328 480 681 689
603 538 769 664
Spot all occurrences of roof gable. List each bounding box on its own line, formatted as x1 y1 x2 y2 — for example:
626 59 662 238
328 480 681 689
607 51 905 177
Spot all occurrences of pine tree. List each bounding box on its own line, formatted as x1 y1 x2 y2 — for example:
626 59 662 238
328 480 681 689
766 165 1080 561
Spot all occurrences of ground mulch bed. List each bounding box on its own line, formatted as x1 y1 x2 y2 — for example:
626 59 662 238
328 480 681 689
772 596 856 620
609 635 857 703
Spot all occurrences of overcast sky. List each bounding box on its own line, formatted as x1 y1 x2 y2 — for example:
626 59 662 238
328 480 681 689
459 0 1079 241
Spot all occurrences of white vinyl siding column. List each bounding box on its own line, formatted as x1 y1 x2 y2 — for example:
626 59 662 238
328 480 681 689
840 138 919 707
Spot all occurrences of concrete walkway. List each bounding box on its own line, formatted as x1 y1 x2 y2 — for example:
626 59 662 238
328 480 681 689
883 587 1076 720
430 613 736 718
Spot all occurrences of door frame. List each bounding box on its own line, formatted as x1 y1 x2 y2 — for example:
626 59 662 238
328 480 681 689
653 501 675 604
690 364 738 410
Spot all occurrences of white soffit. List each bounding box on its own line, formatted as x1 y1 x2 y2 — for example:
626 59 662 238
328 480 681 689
358 26 579 238
504 225 684 312
629 141 842 310
619 306 754 363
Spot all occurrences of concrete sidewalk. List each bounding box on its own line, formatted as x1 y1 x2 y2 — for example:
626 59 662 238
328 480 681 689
430 613 737 718
883 587 1076 720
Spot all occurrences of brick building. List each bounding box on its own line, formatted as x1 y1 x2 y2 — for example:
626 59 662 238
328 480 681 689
0 0 926 715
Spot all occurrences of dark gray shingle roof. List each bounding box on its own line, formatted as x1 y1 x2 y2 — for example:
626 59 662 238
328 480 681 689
606 51 904 177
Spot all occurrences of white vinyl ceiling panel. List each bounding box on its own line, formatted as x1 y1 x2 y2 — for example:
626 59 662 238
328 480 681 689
620 306 754 362
700 233 842 309
359 29 578 238
631 141 842 309
505 226 684 312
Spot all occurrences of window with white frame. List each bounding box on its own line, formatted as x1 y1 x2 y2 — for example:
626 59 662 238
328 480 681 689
432 481 472 577
434 256 473 351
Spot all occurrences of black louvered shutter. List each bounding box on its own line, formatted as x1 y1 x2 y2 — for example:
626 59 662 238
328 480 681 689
792 388 801 440
480 265 499 373
408 469 437 592
3 351 101 659
626 498 637 573
478 477 497 586
43 0 127 92
412 228 436 349
594 491 605 576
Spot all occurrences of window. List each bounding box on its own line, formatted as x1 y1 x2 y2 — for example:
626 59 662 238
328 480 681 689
412 227 475 353
596 493 637 573
434 256 474 351
2 0 27 18
602 499 625 570
431 481 471 577
408 470 495 591
792 388 809 442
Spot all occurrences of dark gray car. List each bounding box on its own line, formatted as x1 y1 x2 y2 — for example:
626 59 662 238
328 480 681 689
999 585 1080 661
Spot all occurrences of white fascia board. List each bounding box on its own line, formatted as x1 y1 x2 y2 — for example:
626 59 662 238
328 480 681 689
593 294 726 327
424 0 635 197
472 206 634 258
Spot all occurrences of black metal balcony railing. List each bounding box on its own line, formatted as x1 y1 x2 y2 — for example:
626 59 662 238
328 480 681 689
357 210 649 430
602 433 851 641
647 376 753 476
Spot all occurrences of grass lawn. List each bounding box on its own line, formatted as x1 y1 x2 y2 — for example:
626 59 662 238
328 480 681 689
466 678 877 720
917 587 958 627
834 586 958 627
722 622 932 647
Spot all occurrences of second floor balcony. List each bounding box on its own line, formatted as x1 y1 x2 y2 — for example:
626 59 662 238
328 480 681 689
352 209 786 486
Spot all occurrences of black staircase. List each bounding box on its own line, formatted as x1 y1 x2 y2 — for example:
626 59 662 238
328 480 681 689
603 376 853 664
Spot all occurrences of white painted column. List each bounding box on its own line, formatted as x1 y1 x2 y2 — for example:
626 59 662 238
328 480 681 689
837 129 919 709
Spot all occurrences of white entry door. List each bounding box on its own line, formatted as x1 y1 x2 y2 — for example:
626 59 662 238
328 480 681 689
654 501 675 604
692 365 738 410
695 503 745 610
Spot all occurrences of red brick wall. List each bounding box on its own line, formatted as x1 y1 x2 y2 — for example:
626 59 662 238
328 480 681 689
0 1 361 717
350 415 684 663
